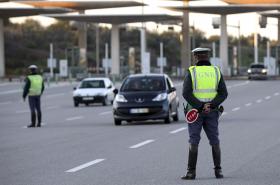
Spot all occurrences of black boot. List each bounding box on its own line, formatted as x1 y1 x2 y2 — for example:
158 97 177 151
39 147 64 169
27 112 36 128
212 144 224 179
181 144 198 180
37 111 41 127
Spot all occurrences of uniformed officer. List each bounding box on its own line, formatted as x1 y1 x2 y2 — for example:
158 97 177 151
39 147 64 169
23 65 44 128
181 48 228 180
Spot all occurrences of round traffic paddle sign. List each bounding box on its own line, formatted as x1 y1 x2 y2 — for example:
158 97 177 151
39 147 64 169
186 109 199 124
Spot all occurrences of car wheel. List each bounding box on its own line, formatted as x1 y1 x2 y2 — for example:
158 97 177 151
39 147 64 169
114 119 122 126
173 108 179 122
74 101 79 107
103 96 110 106
164 108 172 124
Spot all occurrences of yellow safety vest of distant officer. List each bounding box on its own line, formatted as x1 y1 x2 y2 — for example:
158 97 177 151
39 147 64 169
181 48 228 180
23 65 44 128
27 75 43 96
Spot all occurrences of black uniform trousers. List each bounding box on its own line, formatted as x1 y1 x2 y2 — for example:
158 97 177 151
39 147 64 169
28 95 42 125
188 111 219 145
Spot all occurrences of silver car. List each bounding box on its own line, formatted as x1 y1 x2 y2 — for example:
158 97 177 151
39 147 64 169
247 64 267 80
73 78 115 107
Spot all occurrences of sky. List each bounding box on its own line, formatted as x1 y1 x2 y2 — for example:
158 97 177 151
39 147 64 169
1 0 279 40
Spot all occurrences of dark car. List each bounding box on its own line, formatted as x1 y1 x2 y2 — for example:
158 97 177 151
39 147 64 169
113 74 179 125
247 63 267 80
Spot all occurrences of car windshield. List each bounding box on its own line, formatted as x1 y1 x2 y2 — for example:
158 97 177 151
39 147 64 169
79 80 105 89
250 64 265 68
121 77 166 92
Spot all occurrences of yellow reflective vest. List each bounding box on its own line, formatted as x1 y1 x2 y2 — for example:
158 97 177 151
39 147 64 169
27 75 43 96
189 66 221 102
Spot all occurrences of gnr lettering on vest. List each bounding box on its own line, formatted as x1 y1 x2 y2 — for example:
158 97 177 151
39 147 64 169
197 72 215 78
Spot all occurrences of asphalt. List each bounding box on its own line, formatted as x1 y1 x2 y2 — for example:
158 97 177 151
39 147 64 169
0 79 280 185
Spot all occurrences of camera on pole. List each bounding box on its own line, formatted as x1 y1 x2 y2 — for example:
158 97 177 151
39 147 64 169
212 17 221 29
259 15 267 28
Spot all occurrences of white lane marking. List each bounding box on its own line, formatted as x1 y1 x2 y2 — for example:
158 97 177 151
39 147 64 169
222 112 228 116
66 116 84 121
256 99 262 103
274 92 279 96
245 103 252 107
16 110 29 114
232 107 240 112
46 93 65 98
65 159 105 173
129 140 155 149
227 81 250 89
0 89 21 95
46 106 59 110
0 101 12 105
170 127 187 134
99 111 111 116
265 96 271 100
0 82 20 86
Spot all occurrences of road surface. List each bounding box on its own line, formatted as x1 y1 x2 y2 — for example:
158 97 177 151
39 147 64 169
0 80 280 185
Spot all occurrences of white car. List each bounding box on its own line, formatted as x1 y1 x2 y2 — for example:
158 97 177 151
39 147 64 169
73 78 115 107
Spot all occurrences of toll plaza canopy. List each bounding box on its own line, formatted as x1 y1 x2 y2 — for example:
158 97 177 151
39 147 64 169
165 5 280 14
0 7 72 18
172 0 280 4
15 0 144 10
0 0 145 77
261 11 280 18
223 0 280 4
47 14 182 24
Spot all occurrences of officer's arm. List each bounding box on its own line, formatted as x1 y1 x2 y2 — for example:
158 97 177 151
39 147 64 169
182 71 204 110
41 80 45 95
22 78 30 99
210 74 228 108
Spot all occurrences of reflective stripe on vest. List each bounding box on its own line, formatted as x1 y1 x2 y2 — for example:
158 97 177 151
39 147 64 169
189 66 221 102
27 75 43 96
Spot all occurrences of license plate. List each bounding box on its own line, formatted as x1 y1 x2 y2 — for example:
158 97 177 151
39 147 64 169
130 108 149 114
83 97 94 100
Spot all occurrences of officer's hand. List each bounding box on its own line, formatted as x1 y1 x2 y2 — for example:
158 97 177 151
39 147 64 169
203 103 211 113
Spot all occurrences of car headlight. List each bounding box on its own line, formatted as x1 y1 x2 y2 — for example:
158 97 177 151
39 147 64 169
115 94 128 103
247 69 252 73
152 93 167 101
73 92 81 97
261 69 267 73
